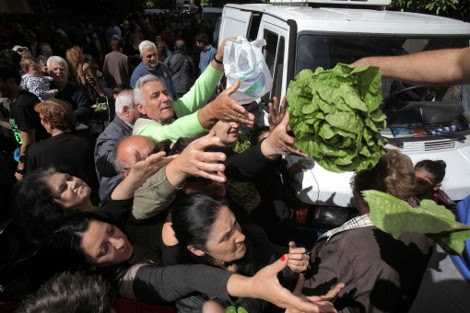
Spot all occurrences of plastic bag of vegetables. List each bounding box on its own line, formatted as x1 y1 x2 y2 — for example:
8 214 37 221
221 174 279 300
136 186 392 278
287 63 387 173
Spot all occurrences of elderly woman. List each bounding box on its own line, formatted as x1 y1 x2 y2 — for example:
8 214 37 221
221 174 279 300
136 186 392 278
47 55 93 123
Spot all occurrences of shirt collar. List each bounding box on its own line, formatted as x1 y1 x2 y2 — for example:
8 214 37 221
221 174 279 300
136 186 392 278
320 214 373 241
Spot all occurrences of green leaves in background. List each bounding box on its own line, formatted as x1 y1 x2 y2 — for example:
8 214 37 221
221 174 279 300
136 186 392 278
287 64 387 173
364 190 470 255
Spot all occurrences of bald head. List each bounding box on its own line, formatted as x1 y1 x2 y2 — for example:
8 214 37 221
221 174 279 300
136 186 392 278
116 135 156 175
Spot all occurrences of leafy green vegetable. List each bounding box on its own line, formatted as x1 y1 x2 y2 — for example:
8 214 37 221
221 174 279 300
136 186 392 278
94 102 108 112
233 131 251 153
287 64 387 173
225 306 249 313
364 190 470 255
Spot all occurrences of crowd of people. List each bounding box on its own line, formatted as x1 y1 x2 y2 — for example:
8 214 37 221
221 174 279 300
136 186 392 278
0 11 469 313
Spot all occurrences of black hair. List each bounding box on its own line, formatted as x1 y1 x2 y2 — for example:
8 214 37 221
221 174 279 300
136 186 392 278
414 159 446 185
195 33 210 46
0 58 21 84
47 212 129 285
15 271 116 313
171 193 224 266
13 167 66 245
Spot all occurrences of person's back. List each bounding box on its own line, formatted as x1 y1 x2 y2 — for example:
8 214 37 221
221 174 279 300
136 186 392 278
304 150 433 313
164 39 196 98
103 35 130 88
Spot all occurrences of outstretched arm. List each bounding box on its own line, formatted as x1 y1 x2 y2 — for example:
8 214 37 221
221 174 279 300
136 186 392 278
352 47 470 86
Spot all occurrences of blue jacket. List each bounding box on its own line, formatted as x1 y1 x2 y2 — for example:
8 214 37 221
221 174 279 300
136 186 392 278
130 61 177 99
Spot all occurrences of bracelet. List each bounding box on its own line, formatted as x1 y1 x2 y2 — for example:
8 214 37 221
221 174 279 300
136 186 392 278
213 54 223 64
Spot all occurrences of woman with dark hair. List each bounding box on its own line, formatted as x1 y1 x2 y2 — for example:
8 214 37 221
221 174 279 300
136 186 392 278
303 149 433 313
411 159 455 208
169 193 311 313
46 212 337 313
14 150 170 245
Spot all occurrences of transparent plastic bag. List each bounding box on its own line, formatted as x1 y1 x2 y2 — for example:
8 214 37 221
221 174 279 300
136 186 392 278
223 37 273 104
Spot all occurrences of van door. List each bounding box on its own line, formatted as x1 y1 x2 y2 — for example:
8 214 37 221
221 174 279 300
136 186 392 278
218 8 253 47
258 16 291 102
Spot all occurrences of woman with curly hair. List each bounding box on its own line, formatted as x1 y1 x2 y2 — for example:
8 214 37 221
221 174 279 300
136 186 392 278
66 45 105 102
303 149 433 313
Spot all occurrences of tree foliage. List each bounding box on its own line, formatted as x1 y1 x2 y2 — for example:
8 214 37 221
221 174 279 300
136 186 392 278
391 0 470 21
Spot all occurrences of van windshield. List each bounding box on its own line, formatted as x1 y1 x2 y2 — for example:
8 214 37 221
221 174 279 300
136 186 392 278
296 35 470 139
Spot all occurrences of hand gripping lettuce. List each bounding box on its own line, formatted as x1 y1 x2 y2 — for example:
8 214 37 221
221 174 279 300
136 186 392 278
364 190 470 255
287 64 387 173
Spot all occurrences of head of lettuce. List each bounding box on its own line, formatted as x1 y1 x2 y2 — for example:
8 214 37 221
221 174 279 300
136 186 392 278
287 63 387 173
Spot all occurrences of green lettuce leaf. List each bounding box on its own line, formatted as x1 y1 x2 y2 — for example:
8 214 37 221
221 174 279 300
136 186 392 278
364 190 470 255
287 64 387 173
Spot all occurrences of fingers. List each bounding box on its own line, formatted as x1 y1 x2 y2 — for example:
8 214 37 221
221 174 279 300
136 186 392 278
293 273 305 296
193 134 227 154
225 79 241 95
322 283 345 301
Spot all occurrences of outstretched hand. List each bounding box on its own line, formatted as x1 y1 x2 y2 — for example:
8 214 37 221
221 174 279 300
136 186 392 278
111 151 176 200
203 80 255 128
165 130 227 187
129 151 175 182
287 241 309 273
285 275 343 313
268 96 287 131
230 255 337 313
261 112 308 159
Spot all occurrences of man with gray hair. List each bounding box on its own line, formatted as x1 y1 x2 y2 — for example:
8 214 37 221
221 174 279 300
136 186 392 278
94 89 141 201
130 40 176 99
133 38 254 143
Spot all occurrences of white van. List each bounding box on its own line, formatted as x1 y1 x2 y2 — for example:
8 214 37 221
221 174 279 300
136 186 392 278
219 0 470 220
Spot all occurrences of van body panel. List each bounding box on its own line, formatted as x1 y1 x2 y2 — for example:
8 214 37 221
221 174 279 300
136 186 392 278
220 3 470 207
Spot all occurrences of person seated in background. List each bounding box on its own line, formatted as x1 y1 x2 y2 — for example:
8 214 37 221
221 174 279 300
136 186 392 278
19 57 58 101
169 193 310 313
303 149 433 313
94 89 140 201
26 99 99 203
410 159 455 209
47 56 93 124
15 271 116 313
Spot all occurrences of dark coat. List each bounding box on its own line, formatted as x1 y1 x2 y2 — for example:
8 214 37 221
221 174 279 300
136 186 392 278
304 225 433 313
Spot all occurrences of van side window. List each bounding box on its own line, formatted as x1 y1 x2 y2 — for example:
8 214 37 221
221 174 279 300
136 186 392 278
263 30 285 101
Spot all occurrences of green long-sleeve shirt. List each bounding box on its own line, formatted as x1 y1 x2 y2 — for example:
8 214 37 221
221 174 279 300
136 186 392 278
133 65 222 142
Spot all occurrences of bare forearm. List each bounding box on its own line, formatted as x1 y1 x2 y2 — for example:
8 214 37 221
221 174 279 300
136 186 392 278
354 47 470 86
